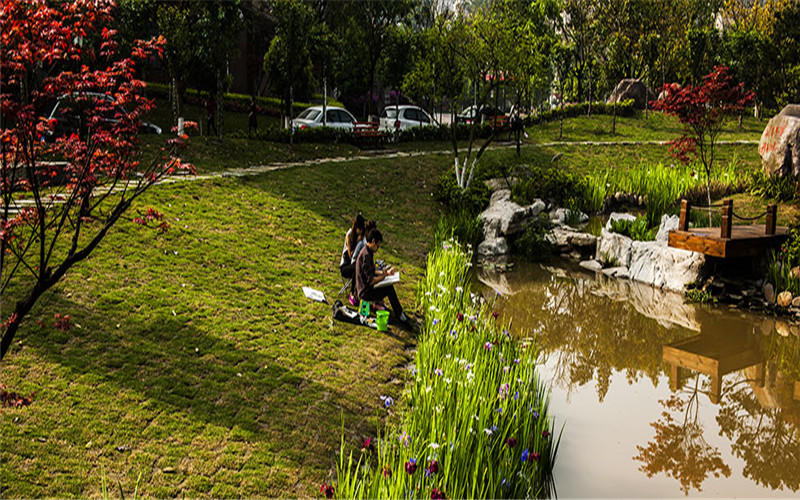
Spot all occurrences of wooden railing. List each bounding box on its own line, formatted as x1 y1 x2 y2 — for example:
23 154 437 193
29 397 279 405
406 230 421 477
678 198 777 238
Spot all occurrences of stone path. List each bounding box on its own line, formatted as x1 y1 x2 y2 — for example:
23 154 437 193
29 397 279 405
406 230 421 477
4 139 761 214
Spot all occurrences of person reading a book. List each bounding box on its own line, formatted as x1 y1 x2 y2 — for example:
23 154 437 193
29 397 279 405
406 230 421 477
355 229 408 323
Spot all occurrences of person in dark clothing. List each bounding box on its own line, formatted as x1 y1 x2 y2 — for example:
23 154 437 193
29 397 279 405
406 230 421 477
355 229 408 322
205 93 217 137
339 214 366 305
248 96 258 134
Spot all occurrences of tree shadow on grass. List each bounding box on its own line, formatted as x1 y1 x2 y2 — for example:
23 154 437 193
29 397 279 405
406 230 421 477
20 294 377 496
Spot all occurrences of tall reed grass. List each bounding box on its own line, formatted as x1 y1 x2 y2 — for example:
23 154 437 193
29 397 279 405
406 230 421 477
335 236 560 499
584 161 744 227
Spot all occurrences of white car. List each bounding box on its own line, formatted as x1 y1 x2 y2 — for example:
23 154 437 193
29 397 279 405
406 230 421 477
379 105 436 131
292 106 357 131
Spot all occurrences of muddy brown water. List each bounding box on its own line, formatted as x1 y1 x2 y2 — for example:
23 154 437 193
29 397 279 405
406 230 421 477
479 262 800 498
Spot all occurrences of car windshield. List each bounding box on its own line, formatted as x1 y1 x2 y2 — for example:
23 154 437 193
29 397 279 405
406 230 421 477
297 109 320 120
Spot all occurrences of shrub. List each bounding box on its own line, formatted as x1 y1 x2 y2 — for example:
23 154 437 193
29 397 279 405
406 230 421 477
511 166 591 213
145 82 343 116
434 172 491 217
523 99 636 126
511 214 553 261
747 170 799 202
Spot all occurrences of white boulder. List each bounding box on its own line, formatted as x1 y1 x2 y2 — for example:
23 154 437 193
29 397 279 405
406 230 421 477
627 241 706 293
604 212 638 231
596 228 634 268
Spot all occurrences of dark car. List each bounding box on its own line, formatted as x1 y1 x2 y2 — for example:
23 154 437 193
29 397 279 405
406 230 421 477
44 92 161 141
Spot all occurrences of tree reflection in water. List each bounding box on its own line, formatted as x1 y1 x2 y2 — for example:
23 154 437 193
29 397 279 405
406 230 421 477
717 375 800 491
634 377 731 495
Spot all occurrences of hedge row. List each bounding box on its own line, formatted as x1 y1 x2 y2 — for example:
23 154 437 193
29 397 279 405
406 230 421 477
523 99 636 126
144 82 343 117
225 99 640 145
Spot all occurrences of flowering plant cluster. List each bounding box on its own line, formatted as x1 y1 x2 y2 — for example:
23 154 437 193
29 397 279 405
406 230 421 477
333 235 559 499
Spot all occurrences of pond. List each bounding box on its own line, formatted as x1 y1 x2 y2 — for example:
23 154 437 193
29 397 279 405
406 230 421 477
479 262 800 498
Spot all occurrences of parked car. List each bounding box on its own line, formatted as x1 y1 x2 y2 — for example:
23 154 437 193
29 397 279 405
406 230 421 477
379 105 437 131
292 106 357 131
455 105 505 125
44 92 161 141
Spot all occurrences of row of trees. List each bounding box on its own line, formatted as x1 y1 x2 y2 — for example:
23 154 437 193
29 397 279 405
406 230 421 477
113 1 800 129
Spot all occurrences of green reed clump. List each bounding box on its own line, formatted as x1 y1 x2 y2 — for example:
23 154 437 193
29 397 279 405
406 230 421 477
336 235 560 499
609 216 657 241
585 161 744 227
765 249 800 296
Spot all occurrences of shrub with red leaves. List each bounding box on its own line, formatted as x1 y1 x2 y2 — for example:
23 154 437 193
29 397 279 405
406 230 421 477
0 0 195 361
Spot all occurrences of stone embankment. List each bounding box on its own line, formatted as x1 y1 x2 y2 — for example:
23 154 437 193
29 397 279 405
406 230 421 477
477 180 706 293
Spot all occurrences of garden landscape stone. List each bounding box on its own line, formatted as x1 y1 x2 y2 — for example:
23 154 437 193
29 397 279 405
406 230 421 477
607 79 657 109
549 208 589 225
593 214 705 292
760 104 800 177
778 291 793 307
764 283 776 304
477 189 545 256
579 260 602 272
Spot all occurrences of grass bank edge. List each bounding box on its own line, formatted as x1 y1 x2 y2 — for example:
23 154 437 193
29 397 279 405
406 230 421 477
334 232 561 499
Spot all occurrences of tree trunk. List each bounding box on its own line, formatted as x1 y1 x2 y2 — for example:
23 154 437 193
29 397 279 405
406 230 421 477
289 85 294 156
612 99 617 135
216 69 223 140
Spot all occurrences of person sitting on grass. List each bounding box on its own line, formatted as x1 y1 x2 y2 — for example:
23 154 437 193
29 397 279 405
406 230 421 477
355 229 408 323
351 219 376 263
340 214 365 305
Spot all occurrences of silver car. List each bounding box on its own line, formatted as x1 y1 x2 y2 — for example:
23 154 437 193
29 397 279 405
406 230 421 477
379 105 436 131
293 106 357 131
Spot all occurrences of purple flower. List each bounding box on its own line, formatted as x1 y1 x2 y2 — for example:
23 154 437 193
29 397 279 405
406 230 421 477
432 318 439 326
426 459 439 476
405 458 418 475
385 396 394 408
456 313 464 322
505 437 516 448
484 342 493 351
521 449 529 462
435 368 443 377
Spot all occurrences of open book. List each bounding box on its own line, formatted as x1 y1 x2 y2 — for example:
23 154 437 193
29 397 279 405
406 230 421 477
375 272 400 288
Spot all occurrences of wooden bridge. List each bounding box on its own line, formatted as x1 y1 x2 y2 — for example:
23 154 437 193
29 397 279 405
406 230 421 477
668 199 788 258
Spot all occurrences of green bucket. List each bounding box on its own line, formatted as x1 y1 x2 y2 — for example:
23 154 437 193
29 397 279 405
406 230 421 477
375 310 389 332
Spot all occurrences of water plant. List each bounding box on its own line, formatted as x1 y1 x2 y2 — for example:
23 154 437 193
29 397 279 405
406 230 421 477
765 249 800 296
609 217 657 241
335 235 560 499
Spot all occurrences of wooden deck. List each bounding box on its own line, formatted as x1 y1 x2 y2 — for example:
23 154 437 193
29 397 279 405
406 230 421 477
667 199 788 258
663 332 764 404
668 225 789 258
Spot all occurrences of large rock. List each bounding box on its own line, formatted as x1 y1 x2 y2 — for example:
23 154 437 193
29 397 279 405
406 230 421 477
760 105 800 178
479 189 546 241
777 290 793 308
596 228 634 268
607 79 657 109
627 241 706 293
477 237 509 257
549 207 589 226
549 226 597 254
655 213 680 244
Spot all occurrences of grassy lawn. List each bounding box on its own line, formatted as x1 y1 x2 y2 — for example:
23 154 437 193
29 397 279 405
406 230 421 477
1 155 450 498
1 110 788 498
527 110 765 143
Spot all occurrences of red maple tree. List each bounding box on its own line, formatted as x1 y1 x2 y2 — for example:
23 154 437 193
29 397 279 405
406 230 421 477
0 0 194 360
653 66 754 208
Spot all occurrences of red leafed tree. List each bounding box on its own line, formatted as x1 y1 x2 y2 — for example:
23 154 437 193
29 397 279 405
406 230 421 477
653 66 754 208
0 0 194 361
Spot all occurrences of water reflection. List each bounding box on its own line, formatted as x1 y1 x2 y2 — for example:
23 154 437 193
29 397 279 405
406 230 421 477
482 262 800 497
